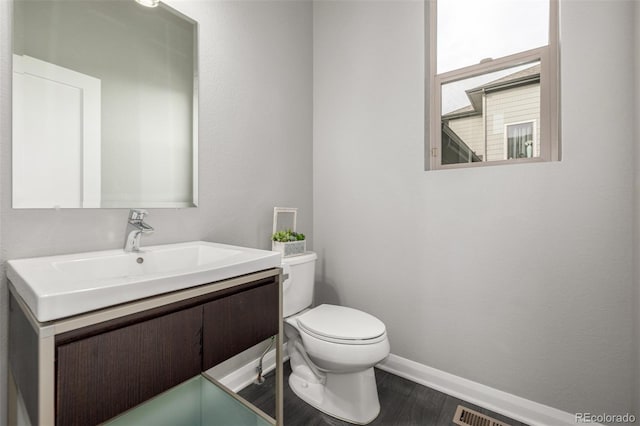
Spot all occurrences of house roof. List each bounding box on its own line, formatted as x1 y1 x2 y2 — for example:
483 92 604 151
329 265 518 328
442 63 540 120
468 63 540 93
442 103 476 118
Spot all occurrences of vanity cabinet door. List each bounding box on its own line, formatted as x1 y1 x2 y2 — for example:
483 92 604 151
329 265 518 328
202 280 279 370
55 306 203 426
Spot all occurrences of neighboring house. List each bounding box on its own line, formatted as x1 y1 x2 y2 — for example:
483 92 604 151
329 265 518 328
441 64 541 164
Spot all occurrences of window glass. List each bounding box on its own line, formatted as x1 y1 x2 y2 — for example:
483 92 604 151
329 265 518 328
437 0 549 74
506 122 535 159
440 61 541 165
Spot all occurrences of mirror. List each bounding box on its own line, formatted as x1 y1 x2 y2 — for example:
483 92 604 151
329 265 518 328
12 0 198 208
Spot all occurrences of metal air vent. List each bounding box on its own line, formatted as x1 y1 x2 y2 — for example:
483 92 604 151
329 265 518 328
453 405 511 426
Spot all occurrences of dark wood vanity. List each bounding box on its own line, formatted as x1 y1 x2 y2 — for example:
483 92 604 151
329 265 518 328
8 269 283 426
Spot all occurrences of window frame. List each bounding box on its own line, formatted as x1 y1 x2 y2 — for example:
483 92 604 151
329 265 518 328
504 119 537 160
427 0 560 171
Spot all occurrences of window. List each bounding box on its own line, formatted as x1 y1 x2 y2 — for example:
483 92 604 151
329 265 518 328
505 121 536 160
428 0 559 170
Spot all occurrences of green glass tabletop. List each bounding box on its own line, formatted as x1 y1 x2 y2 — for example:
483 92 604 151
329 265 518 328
104 375 273 426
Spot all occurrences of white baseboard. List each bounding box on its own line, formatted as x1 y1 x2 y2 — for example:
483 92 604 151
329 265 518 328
377 353 588 426
218 348 596 426
218 342 289 393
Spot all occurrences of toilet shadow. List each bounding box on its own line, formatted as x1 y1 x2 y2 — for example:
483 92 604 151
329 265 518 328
314 278 341 306
314 248 342 306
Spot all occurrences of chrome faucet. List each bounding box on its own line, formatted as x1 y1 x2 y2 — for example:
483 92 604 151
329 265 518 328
123 209 154 252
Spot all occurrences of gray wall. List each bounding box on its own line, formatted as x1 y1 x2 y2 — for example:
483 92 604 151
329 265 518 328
0 0 313 422
313 0 636 418
635 0 640 419
1 0 638 423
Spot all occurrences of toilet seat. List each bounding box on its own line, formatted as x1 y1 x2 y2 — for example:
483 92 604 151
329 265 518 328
296 304 387 345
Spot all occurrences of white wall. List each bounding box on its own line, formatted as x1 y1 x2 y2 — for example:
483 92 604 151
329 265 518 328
313 0 636 418
0 0 313 422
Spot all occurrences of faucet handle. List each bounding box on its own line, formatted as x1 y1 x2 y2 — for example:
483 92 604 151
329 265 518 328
128 209 148 221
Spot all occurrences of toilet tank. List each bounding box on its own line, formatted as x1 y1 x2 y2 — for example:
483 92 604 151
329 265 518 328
282 252 317 318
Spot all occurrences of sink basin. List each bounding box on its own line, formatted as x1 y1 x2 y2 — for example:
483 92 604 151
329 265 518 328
7 241 282 322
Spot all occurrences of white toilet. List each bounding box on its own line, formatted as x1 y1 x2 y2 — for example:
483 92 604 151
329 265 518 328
282 252 390 425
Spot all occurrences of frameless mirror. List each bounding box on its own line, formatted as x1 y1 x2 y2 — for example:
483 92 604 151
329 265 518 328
12 0 198 208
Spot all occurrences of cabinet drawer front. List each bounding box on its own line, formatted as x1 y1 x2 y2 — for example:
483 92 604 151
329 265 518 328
203 281 279 370
56 306 203 426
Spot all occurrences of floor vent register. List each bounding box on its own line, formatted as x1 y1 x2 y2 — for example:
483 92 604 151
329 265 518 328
453 405 511 426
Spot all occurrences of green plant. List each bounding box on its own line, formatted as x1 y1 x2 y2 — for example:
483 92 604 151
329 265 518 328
272 229 305 242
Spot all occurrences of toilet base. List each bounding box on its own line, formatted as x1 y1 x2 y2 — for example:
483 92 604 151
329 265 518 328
289 367 380 425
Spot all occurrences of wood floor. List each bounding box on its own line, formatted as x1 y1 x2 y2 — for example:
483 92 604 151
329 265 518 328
239 362 528 426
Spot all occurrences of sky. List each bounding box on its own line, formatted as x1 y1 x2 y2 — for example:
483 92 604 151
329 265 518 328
437 0 549 114
437 0 549 73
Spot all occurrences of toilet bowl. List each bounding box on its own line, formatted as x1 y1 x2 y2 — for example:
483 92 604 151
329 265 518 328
282 253 390 424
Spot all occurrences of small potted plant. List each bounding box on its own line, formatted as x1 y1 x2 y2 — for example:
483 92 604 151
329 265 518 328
272 229 306 257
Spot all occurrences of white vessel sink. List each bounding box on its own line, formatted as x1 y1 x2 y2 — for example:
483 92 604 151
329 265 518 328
7 241 281 322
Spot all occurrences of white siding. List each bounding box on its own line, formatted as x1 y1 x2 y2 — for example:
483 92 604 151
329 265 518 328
486 84 541 161
446 83 541 163
448 115 484 159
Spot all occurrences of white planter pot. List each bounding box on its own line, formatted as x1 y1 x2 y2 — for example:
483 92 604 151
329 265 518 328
272 240 306 258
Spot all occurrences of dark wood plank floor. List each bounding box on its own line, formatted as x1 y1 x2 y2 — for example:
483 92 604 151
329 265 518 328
239 362 528 426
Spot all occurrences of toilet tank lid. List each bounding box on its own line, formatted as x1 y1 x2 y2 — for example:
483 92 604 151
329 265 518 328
297 304 386 341
281 252 317 266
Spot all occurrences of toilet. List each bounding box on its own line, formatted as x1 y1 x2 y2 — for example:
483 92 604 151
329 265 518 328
282 252 390 425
